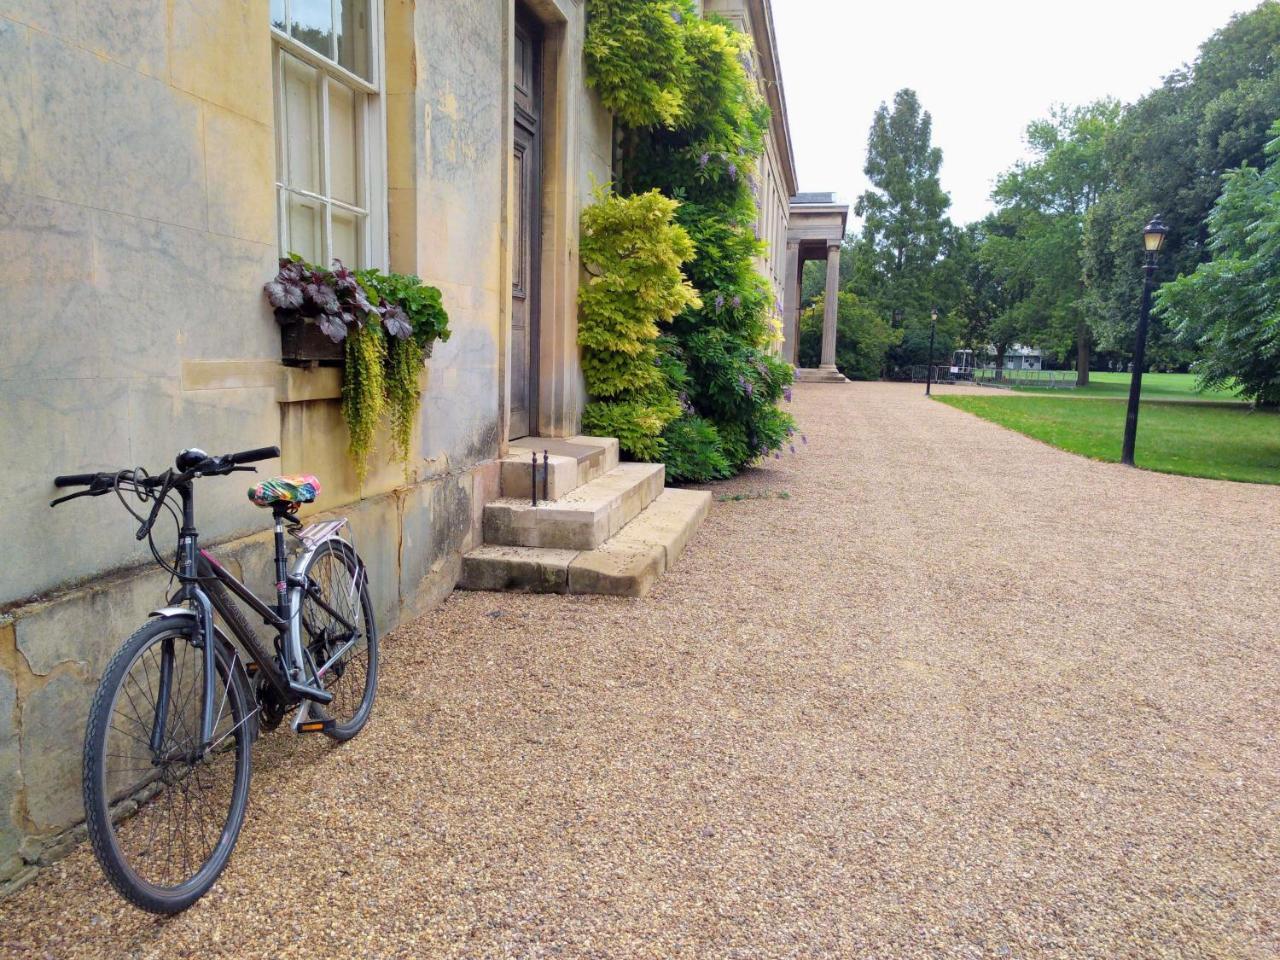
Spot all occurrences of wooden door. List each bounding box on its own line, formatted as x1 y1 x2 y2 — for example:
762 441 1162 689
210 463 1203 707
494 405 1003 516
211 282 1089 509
509 7 542 440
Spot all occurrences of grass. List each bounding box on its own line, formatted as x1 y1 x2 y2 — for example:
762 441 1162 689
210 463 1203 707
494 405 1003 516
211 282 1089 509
1013 371 1242 402
935 393 1280 485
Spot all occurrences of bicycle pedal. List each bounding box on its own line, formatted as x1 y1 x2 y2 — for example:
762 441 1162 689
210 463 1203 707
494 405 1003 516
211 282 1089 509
295 718 335 734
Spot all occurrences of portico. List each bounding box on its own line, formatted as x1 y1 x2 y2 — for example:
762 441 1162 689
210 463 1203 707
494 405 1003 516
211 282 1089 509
782 193 850 382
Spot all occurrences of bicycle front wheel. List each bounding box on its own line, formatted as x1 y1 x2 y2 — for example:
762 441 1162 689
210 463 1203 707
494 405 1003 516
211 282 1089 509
83 617 253 914
297 539 378 741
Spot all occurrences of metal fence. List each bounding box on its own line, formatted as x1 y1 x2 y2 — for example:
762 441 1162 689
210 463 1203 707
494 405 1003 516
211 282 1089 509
972 368 1078 390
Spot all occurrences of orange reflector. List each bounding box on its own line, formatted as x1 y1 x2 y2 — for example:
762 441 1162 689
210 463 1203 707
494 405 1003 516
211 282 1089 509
299 721 326 732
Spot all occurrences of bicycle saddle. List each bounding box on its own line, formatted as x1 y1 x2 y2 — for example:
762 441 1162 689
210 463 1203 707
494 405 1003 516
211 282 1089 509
248 474 320 509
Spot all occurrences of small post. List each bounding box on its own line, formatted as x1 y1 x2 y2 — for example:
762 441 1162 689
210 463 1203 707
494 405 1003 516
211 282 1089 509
542 450 550 504
926 307 938 397
531 451 538 507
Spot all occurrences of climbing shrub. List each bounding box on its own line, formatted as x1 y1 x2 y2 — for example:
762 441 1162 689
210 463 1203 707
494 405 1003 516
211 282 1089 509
578 186 700 460
583 0 692 129
589 1 794 474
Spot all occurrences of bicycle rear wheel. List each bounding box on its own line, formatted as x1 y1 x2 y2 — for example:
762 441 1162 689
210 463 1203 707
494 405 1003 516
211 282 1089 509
83 617 252 914
297 539 378 741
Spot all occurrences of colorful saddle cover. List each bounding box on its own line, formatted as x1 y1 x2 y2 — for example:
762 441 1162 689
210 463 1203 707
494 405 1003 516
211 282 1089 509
248 474 320 509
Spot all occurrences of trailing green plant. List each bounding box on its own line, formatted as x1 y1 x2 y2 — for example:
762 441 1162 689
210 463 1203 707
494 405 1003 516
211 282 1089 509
584 0 795 476
341 324 386 489
265 257 452 485
578 186 700 461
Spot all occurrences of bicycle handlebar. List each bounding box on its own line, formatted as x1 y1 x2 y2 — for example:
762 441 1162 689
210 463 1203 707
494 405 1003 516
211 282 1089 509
228 445 280 466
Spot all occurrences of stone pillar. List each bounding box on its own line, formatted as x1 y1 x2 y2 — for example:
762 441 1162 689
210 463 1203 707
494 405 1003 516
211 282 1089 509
781 241 801 365
820 244 841 371
796 243 849 382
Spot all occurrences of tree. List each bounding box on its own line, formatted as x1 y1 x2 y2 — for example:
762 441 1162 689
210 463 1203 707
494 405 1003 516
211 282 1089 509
986 101 1119 383
854 89 953 322
1083 2 1280 357
1156 126 1280 408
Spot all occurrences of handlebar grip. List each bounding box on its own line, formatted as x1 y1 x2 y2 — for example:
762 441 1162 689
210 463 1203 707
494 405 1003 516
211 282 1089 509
54 473 104 488
228 446 280 465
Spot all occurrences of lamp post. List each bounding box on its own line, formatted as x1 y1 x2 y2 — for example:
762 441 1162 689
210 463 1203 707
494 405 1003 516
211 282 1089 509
925 307 938 396
1121 216 1169 467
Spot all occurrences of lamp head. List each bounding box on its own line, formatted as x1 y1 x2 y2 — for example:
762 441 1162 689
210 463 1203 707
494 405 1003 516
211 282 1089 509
1142 215 1169 255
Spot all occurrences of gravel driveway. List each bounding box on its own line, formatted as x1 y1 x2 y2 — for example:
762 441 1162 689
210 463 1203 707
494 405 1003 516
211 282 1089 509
2 381 1277 959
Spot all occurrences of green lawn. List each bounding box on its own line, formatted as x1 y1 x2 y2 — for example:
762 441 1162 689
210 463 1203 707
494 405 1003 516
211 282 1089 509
1014 371 1242 402
935 394 1280 485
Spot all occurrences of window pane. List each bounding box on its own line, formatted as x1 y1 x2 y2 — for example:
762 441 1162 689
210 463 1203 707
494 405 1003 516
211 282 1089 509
286 192 324 264
336 0 371 79
291 0 334 59
282 53 321 194
332 209 363 268
270 0 285 31
328 80 360 206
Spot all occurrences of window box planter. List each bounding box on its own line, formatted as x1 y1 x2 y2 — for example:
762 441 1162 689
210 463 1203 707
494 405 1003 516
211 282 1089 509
279 316 345 367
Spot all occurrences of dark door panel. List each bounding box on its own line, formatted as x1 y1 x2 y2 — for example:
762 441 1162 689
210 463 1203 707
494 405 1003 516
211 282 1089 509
509 7 542 441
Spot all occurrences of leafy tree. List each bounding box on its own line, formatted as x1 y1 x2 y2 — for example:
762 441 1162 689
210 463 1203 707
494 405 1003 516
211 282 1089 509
854 89 953 321
1083 2 1280 355
797 292 902 379
988 102 1119 383
1156 126 1280 408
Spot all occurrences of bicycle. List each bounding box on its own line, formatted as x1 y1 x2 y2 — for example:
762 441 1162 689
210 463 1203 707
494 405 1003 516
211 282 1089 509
51 446 379 913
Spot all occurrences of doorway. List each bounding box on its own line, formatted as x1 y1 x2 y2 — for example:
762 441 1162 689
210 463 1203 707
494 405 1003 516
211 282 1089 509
509 5 543 440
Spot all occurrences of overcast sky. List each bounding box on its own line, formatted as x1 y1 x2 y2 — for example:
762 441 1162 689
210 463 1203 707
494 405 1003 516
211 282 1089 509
772 1 1259 228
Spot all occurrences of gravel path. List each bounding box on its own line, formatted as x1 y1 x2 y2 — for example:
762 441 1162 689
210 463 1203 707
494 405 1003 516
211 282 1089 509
3 381 1277 959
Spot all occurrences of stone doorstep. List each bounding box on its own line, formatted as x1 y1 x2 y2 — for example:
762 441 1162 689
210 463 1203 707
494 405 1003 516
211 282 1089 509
483 462 666 551
461 488 712 598
500 435 620 500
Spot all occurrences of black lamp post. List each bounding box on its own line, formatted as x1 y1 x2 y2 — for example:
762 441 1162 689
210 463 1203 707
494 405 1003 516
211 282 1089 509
1121 216 1169 467
925 307 938 396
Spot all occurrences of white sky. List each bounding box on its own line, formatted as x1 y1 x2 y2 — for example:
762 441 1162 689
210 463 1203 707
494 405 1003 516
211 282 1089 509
772 0 1259 227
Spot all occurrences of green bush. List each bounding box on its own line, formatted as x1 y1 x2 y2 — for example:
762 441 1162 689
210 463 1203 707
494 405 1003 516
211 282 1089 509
578 187 700 460
661 414 732 482
798 292 902 380
586 0 796 474
584 0 692 128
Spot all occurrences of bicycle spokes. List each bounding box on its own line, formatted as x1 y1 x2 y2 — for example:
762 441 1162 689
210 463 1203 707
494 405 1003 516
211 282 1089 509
99 631 244 890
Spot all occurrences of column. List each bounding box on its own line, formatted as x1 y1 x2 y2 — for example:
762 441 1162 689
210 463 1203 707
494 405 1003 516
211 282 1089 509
820 243 841 370
780 241 802 365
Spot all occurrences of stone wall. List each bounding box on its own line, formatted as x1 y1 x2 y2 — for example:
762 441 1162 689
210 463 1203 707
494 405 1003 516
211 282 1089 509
0 0 611 892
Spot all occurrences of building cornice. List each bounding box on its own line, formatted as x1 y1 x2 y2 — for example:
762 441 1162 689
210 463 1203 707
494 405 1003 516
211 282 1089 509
746 0 798 198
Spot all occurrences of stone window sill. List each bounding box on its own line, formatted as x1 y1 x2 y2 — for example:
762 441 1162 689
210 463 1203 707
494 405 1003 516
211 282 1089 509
180 360 342 403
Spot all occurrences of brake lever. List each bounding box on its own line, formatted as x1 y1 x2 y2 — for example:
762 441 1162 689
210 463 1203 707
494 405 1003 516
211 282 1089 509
49 476 118 508
50 489 95 508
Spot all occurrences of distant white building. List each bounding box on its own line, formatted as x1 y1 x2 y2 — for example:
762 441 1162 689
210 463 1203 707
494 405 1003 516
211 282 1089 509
953 345 1044 373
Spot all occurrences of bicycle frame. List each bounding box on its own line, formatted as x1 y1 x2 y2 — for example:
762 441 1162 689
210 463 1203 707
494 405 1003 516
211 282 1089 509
154 479 361 754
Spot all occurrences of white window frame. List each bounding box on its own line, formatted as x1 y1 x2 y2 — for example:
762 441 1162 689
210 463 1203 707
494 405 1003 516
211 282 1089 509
271 0 388 270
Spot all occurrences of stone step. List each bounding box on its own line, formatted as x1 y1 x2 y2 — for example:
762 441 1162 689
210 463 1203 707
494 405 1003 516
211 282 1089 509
460 488 712 597
483 461 665 551
499 436 619 502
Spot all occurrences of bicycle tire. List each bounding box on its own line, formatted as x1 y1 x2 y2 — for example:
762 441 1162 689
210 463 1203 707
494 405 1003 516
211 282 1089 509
83 616 253 914
296 539 378 741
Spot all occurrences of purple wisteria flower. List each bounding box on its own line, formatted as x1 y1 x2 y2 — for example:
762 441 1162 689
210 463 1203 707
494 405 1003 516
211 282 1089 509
714 293 725 312
783 386 793 403
801 434 808 445
774 452 782 460
698 152 710 169
727 163 738 181
790 444 797 455
732 295 742 309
